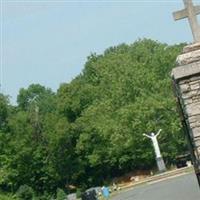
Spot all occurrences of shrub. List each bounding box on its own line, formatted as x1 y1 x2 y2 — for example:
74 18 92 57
76 189 82 198
56 188 66 200
16 185 34 200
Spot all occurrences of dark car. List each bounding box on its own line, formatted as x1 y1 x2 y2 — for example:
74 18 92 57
81 188 98 200
175 153 191 168
86 187 102 196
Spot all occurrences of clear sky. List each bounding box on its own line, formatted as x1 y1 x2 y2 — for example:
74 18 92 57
1 0 200 104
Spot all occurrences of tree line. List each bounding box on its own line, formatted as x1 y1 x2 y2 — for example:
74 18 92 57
0 39 187 199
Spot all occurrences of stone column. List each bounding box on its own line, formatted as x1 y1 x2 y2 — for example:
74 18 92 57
171 43 200 186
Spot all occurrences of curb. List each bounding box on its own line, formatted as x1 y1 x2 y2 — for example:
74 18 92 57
119 166 193 190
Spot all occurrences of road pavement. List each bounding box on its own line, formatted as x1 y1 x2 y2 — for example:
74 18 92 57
111 173 200 200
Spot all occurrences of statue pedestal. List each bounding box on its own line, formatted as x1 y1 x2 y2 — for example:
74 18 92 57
156 156 166 173
171 43 200 186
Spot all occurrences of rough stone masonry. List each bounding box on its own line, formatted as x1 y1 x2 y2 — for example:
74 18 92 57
172 42 200 185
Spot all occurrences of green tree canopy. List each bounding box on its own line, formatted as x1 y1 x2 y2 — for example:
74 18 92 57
0 39 187 197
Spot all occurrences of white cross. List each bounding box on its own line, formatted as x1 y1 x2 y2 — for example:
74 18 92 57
173 0 200 42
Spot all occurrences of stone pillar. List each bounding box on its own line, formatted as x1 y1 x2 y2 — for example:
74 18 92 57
171 43 200 186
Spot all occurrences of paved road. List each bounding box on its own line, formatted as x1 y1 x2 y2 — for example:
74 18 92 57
111 173 200 200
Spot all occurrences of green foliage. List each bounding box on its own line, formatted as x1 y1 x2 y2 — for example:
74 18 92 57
0 192 16 200
76 189 82 198
0 94 10 131
56 188 66 200
17 84 55 112
37 191 54 200
16 185 34 200
0 39 187 196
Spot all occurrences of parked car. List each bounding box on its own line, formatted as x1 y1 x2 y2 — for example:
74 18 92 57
86 187 102 196
175 153 191 168
81 188 98 200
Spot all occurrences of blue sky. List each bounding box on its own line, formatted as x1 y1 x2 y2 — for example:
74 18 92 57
1 0 199 104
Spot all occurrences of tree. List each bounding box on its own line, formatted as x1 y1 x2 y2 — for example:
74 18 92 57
0 39 187 196
0 94 10 131
17 84 55 113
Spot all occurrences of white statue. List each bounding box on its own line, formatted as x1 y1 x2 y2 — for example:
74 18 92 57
143 129 162 158
143 129 166 172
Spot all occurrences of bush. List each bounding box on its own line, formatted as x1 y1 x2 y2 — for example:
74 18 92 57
0 192 16 200
16 185 34 200
76 189 82 198
56 188 66 200
37 192 54 200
